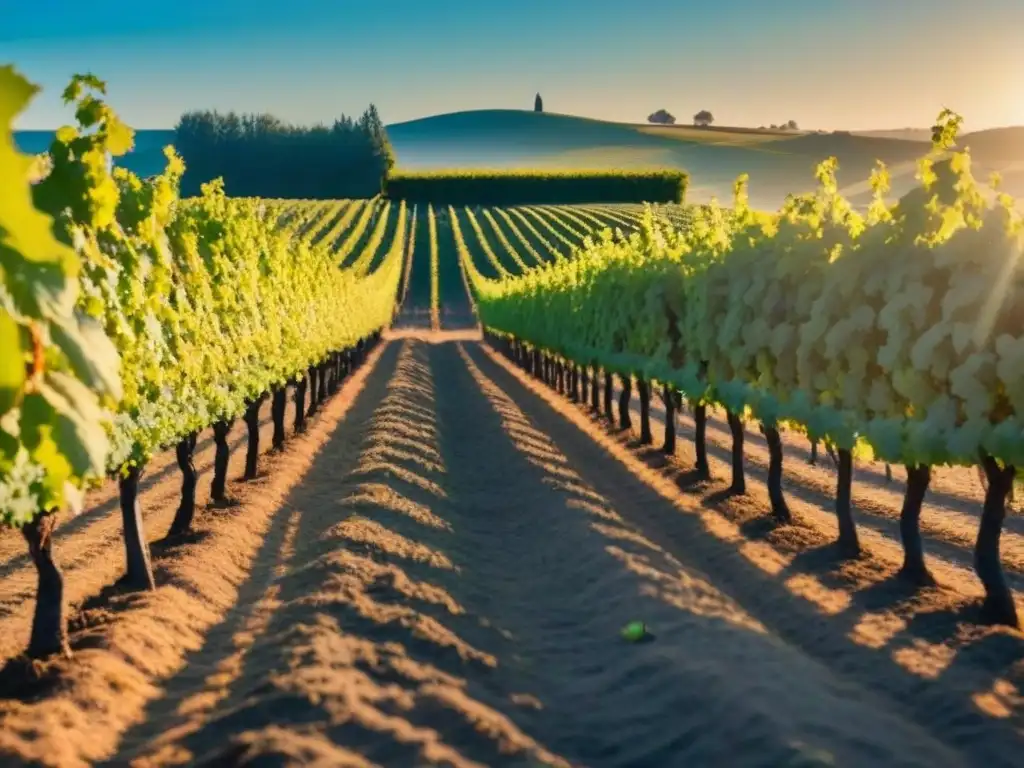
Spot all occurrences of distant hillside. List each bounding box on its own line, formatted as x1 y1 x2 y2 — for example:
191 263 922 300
388 110 935 162
959 126 1024 163
853 126 1024 162
387 110 1024 208
17 112 1024 210
384 111 898 209
853 128 932 143
776 131 926 165
386 109 676 168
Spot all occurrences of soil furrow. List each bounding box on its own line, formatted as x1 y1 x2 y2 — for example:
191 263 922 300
2 331 1020 768
477 344 1024 766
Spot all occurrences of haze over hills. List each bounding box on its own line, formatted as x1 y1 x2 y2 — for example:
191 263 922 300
388 110 1024 208
854 126 1024 152
17 111 1024 210
853 128 935 143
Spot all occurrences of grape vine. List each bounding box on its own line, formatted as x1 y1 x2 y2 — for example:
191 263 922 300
469 112 1024 626
1 68 401 657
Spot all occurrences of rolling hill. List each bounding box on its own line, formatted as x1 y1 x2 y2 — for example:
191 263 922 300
16 112 1024 210
390 110 1024 209
853 128 934 143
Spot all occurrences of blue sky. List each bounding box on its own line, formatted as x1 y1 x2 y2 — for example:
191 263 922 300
5 0 1023 131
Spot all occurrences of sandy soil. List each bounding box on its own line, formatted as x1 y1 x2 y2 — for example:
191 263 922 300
0 386 300 664
0 335 1020 767
605 379 1024 590
475 346 1024 764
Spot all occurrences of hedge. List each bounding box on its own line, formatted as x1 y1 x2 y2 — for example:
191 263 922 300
383 169 687 205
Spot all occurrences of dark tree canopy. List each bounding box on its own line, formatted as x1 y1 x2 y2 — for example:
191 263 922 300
647 109 676 125
534 93 543 112
173 104 395 198
785 119 799 130
693 110 714 127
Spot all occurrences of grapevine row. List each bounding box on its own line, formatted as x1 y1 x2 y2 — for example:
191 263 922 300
429 205 441 330
347 200 393 274
577 205 639 230
397 203 418 307
492 208 546 267
568 206 641 236
507 208 564 262
529 205 587 241
449 207 479 318
319 198 369 251
0 70 401 658
370 201 408 280
461 208 509 278
306 200 348 245
334 197 379 265
519 207 576 255
290 200 336 242
467 114 1024 627
480 209 531 273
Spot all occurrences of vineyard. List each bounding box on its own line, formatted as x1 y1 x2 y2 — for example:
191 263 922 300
3 67 1024 767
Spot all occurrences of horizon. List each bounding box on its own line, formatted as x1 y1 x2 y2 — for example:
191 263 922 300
5 0 1023 133
12 108 1024 138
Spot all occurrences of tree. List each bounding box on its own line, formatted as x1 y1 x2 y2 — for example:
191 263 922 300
786 119 799 130
647 109 676 125
693 110 714 127
534 93 543 112
175 103 393 198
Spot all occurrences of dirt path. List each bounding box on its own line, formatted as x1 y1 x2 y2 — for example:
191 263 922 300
466 345 1024 766
106 337 1004 766
1 335 1019 766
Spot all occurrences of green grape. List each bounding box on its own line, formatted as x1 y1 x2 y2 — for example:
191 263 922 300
0 66 122 526
2 68 404 526
467 112 1024 471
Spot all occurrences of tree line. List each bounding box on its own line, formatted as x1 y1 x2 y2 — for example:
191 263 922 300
173 106 395 198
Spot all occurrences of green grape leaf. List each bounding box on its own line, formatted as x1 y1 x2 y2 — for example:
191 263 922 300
24 427 71 510
0 65 38 125
0 427 18 465
61 73 105 104
54 125 77 144
0 67 79 319
105 113 135 157
0 309 25 418
74 96 102 129
21 373 108 480
50 315 123 400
